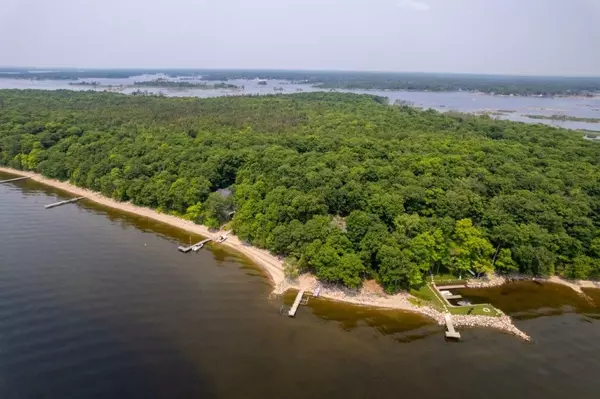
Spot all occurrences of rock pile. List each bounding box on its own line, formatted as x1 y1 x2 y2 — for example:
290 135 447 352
274 274 531 342
467 274 507 288
452 314 531 341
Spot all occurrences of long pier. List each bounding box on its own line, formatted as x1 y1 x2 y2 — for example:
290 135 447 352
45 197 85 209
178 238 212 253
0 176 30 184
288 290 305 317
444 313 461 340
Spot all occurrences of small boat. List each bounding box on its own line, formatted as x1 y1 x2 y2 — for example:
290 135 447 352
215 234 229 243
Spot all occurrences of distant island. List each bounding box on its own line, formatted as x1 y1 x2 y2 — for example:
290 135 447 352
1 68 599 97
69 81 100 86
133 79 239 90
525 114 600 123
194 70 600 97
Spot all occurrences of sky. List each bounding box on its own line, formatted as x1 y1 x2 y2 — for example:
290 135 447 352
0 0 599 76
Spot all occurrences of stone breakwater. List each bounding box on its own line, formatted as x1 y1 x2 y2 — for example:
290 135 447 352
407 306 531 342
452 314 531 341
277 276 531 341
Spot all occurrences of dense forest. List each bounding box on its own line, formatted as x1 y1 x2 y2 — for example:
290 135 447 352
2 68 600 96
1 90 600 291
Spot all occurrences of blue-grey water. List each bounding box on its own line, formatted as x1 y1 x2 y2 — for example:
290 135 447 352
0 75 599 132
1 173 600 398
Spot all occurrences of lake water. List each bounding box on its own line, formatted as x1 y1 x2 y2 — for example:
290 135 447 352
1 75 599 132
1 174 600 398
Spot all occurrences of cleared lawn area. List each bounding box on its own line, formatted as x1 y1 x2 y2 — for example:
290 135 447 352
410 283 502 317
430 274 467 286
410 284 447 311
449 304 502 317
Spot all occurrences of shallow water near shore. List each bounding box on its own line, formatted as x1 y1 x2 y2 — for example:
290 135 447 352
1 174 600 398
457 281 600 320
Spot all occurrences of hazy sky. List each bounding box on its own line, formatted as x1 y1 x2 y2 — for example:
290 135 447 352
1 0 599 75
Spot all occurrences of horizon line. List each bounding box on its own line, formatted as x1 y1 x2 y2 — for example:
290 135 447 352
1 66 599 79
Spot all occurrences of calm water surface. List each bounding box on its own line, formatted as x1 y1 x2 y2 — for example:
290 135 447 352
1 174 600 398
1 76 599 131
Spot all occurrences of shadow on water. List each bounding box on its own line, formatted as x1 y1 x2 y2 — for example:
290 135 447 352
281 291 442 343
457 281 600 320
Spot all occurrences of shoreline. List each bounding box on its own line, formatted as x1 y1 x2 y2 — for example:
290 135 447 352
467 273 600 294
0 166 531 340
0 167 288 284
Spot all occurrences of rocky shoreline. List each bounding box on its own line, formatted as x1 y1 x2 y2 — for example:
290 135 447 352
407 304 531 341
467 274 507 288
467 273 600 294
278 275 531 342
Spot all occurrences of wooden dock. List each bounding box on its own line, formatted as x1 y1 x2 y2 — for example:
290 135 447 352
178 238 212 253
0 176 29 184
437 284 466 290
45 197 85 209
444 313 461 340
288 290 305 317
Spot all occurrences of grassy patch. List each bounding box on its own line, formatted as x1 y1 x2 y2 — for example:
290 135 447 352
449 304 501 317
411 284 446 311
431 274 467 286
408 297 426 307
411 283 502 317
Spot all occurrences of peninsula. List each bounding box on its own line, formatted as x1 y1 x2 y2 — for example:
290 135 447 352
1 89 600 339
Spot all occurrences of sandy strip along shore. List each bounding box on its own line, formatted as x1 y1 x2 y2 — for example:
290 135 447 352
0 166 531 340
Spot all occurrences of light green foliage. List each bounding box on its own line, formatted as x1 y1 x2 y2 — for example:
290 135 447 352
378 245 422 292
284 256 300 279
494 248 519 272
566 256 594 280
449 219 495 276
1 90 599 290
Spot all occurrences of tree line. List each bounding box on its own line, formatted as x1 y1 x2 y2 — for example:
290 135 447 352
1 89 599 291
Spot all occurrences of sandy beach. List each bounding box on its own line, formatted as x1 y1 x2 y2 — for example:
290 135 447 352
0 167 426 306
0 166 536 339
0 167 288 284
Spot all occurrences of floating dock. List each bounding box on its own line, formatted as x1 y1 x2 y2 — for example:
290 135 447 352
288 290 305 317
0 176 30 184
45 197 85 209
444 313 461 340
440 291 463 301
178 238 212 253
